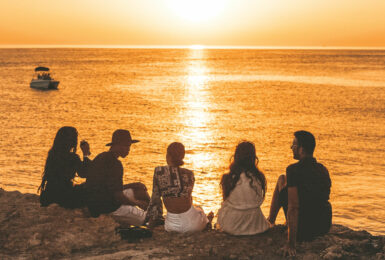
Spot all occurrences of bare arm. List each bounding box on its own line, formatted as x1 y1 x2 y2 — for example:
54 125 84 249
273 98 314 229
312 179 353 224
113 191 136 206
285 186 299 256
80 140 91 157
113 189 149 210
76 141 92 178
145 170 164 227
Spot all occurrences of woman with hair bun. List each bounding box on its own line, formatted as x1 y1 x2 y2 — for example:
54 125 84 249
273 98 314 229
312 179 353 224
146 142 213 233
217 141 270 235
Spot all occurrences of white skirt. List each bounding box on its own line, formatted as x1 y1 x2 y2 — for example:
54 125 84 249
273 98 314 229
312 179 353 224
165 205 209 233
217 203 269 236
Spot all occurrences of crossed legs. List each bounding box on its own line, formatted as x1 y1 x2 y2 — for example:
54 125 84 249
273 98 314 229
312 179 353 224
112 183 151 227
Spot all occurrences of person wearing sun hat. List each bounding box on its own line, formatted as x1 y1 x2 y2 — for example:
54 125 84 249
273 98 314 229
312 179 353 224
85 129 150 226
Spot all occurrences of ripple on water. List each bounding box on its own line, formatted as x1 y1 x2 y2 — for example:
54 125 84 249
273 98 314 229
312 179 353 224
1 48 385 235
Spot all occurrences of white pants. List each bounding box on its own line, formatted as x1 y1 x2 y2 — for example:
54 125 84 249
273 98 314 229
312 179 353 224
165 205 208 233
111 189 146 226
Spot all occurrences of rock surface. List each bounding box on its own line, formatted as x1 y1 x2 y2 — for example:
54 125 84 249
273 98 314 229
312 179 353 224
1 188 384 259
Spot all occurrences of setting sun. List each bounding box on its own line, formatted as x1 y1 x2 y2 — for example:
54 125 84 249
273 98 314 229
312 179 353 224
1 0 385 47
166 0 227 22
189 44 205 49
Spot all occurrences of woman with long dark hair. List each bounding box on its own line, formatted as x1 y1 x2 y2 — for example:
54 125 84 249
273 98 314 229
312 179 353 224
217 141 270 235
38 126 91 208
146 142 213 233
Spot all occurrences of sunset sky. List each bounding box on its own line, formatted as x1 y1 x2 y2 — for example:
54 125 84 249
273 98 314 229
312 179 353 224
1 0 385 47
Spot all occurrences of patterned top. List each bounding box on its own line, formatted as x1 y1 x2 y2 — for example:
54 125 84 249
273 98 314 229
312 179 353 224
145 166 195 223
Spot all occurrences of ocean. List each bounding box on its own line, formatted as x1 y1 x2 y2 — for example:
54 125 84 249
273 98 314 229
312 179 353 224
0 48 384 235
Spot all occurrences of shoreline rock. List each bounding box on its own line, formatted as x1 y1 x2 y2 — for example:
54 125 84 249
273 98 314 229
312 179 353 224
1 188 384 259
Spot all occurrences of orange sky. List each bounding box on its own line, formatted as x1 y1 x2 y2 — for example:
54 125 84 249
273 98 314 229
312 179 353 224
1 0 385 47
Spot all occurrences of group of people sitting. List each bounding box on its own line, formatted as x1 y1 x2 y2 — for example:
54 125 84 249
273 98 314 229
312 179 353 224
37 72 52 80
38 126 332 256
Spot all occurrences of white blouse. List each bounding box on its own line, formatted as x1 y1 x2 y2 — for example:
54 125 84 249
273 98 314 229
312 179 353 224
224 172 265 210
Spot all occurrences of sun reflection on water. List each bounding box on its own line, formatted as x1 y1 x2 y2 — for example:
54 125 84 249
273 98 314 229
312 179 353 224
179 49 212 163
178 49 221 213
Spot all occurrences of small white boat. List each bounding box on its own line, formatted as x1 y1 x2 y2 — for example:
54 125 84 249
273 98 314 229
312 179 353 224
30 67 59 90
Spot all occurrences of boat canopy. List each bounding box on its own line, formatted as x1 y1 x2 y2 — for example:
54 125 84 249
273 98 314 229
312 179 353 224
34 66 50 72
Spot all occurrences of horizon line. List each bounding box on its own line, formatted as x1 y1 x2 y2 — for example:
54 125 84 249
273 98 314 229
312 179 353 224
0 44 385 50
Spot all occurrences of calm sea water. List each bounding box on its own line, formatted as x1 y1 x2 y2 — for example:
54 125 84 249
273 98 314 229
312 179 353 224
1 48 384 235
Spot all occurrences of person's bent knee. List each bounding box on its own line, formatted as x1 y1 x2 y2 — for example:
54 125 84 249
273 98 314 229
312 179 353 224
277 174 286 191
125 182 147 191
123 188 135 201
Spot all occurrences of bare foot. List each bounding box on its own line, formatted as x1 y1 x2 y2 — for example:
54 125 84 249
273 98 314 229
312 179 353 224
267 216 275 227
205 211 214 230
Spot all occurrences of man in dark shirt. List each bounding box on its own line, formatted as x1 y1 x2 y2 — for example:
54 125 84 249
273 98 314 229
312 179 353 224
267 130 332 256
85 129 149 226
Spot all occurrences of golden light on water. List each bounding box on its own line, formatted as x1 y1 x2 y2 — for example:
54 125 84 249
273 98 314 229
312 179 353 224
177 48 222 213
1 46 385 234
179 48 211 160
